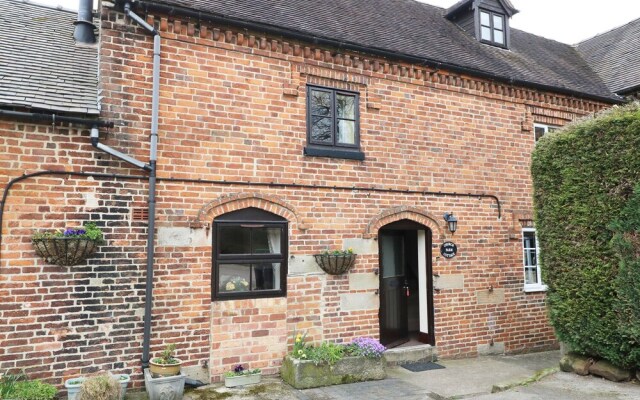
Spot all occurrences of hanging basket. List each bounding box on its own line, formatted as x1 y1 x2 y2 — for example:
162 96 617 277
32 237 100 266
313 253 357 275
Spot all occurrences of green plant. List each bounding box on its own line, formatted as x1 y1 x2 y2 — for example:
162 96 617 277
291 331 309 360
0 372 27 398
531 102 640 369
76 374 121 400
153 344 179 365
322 248 354 256
307 342 345 366
223 365 261 378
288 332 384 366
11 380 57 400
32 222 104 242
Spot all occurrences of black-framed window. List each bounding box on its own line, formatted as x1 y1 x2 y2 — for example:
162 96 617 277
304 85 364 160
213 207 288 301
479 9 505 46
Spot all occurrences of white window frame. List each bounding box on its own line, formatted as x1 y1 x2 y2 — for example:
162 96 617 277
533 123 558 142
522 228 547 292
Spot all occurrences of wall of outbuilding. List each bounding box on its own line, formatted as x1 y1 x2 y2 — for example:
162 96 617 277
0 3 612 391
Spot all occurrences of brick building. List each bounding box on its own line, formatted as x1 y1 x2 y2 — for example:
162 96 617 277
0 0 626 390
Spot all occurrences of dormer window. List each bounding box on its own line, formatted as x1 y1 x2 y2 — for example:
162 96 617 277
480 10 505 46
445 0 518 49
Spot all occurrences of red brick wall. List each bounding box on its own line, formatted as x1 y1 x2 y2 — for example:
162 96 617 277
0 3 611 390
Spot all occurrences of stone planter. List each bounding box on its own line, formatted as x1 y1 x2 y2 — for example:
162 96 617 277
32 237 100 266
313 253 357 275
114 373 130 400
64 377 85 400
224 372 262 388
144 369 185 400
280 355 386 389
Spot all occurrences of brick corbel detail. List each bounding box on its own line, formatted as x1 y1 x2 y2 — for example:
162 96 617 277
364 206 445 242
508 210 534 239
191 192 309 231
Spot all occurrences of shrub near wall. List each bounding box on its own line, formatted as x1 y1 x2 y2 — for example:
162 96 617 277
531 103 640 369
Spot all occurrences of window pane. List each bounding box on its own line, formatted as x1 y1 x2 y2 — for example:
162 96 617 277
310 90 331 116
337 120 356 145
252 263 281 290
337 94 355 119
493 14 504 29
525 267 539 285
480 11 490 26
219 264 251 293
252 227 281 254
481 26 492 41
219 226 250 254
494 29 504 44
523 232 536 248
311 116 332 143
534 126 546 141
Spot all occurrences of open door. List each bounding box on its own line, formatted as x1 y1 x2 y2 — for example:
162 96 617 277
379 231 409 348
379 220 434 348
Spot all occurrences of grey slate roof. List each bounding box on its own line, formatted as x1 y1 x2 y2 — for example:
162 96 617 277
577 17 640 95
141 0 617 102
0 0 99 114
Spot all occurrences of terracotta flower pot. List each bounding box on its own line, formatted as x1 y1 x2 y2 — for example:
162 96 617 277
149 358 182 377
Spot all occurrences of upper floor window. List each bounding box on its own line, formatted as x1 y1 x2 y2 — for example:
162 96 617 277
304 85 364 161
523 228 546 292
534 123 558 141
213 207 288 300
480 10 505 46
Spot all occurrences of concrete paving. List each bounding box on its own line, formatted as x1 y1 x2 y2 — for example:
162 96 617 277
128 350 640 400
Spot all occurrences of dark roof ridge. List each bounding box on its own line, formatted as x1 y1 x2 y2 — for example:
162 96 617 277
576 16 640 45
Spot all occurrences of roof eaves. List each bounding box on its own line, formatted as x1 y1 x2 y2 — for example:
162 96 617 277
135 0 618 104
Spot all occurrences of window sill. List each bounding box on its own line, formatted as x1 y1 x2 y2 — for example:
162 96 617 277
304 146 365 161
523 284 548 293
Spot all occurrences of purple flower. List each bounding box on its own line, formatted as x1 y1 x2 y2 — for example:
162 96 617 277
351 337 385 358
63 229 86 236
233 364 245 373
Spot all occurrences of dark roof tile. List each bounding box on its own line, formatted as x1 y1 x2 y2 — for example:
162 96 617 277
145 0 616 101
0 0 99 114
577 17 640 94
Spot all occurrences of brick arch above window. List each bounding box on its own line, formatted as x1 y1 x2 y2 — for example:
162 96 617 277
191 192 309 231
364 206 445 241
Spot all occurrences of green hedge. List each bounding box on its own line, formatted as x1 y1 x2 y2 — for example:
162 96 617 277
531 103 640 369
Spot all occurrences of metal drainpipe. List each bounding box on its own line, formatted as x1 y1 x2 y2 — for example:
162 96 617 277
123 2 160 371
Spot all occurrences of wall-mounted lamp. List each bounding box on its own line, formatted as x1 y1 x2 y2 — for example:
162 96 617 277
443 212 458 234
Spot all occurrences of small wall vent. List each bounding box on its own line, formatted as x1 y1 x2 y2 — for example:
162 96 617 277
132 208 149 221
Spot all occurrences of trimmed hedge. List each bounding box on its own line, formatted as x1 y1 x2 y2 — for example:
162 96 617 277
531 103 640 369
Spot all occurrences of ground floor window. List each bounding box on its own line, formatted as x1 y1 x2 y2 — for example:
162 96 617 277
523 228 546 292
534 123 558 141
213 207 288 300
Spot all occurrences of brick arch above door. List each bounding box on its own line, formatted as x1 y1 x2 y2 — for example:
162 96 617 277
190 192 309 232
364 206 445 241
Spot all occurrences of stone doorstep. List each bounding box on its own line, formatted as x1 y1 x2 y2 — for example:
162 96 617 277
384 344 437 366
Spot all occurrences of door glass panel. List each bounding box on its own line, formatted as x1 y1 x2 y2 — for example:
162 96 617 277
219 226 250 254
219 263 251 293
381 234 405 278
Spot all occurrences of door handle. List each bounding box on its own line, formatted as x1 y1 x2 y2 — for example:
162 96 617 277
374 289 379 295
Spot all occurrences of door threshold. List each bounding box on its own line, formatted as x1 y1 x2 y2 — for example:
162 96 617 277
384 344 437 366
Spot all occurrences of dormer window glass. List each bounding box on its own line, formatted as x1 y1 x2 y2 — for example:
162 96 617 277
480 10 505 46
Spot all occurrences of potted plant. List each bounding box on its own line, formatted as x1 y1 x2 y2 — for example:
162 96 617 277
224 365 262 388
149 344 182 377
32 222 104 266
113 374 130 400
76 374 121 400
281 333 386 389
313 248 357 275
64 377 86 400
